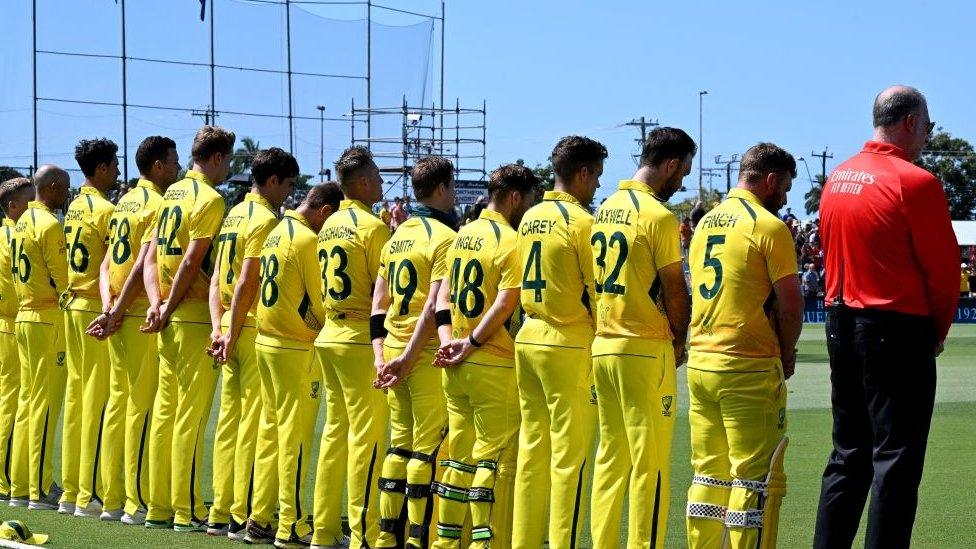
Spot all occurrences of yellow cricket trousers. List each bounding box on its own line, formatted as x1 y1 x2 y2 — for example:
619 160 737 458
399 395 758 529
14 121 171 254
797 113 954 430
432 359 519 549
247 339 281 530
312 342 389 548
7 320 30 500
15 309 67 502
210 324 257 526
686 357 786 549
376 346 447 549
511 340 596 549
257 339 321 542
63 303 112 509
590 342 677 549
0 319 20 497
102 310 158 516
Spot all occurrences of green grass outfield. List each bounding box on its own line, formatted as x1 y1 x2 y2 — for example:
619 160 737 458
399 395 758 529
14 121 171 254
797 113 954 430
3 324 975 548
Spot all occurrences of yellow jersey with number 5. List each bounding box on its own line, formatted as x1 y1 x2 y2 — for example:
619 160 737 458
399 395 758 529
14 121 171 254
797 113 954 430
591 180 683 356
688 188 797 370
255 210 325 346
64 186 114 306
214 192 279 323
445 208 521 366
155 169 225 303
515 190 596 347
378 208 455 348
12 201 68 312
107 179 164 301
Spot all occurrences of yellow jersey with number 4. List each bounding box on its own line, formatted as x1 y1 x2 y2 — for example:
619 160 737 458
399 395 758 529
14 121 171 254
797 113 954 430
214 192 279 324
378 208 455 348
591 180 682 356
688 188 797 371
315 199 390 345
256 210 325 346
107 180 164 304
64 186 114 307
12 201 68 312
446 208 521 366
0 219 17 319
515 190 596 347
155 169 225 304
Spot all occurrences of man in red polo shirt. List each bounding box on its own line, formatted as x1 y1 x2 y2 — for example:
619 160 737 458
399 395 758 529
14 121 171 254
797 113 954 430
814 86 958 549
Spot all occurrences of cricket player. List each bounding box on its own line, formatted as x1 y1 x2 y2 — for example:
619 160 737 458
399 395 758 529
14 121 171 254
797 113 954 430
372 156 457 549
311 146 389 549
0 177 35 506
142 125 235 531
206 148 295 538
12 165 71 510
512 136 605 549
590 127 694 548
245 183 338 547
61 138 119 518
86 136 180 524
685 143 803 549
430 164 541 549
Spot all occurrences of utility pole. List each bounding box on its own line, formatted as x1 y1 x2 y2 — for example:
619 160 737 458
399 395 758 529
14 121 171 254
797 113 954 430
702 167 722 196
698 90 708 201
811 147 833 183
623 116 659 165
317 105 325 182
714 154 739 195
191 109 212 126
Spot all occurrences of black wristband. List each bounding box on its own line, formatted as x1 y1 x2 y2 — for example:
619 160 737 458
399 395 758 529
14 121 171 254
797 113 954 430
434 309 452 327
370 314 388 340
468 334 483 348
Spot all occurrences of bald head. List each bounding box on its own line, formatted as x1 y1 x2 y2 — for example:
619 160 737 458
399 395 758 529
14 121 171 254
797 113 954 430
873 86 926 128
33 164 69 191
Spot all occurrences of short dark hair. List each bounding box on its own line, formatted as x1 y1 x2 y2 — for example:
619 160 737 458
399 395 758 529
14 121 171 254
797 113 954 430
335 146 374 185
0 177 34 214
135 136 176 175
640 127 697 167
305 182 343 210
551 136 608 182
191 125 236 162
488 164 541 201
75 138 118 177
251 147 299 187
412 156 454 200
739 142 797 184
873 87 926 128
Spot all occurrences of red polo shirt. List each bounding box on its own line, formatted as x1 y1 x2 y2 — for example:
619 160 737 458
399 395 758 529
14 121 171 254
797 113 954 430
821 141 959 341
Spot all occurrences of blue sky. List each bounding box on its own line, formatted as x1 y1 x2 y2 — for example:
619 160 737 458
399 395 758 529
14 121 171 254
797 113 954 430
2 0 974 217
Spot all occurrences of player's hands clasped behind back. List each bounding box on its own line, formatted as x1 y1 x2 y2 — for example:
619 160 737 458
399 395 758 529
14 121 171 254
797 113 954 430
781 348 797 380
433 338 473 368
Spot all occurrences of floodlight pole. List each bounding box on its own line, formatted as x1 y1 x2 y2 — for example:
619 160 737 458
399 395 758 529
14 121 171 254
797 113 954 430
698 90 708 201
210 0 216 124
32 0 38 173
440 1 445 147
286 0 294 153
317 105 325 181
121 0 129 182
367 0 372 140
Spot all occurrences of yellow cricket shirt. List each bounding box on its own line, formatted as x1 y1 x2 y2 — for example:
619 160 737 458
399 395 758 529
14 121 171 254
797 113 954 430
0 219 18 322
155 169 225 304
107 179 164 306
591 180 683 356
378 206 456 348
12 201 68 313
315 199 391 345
255 210 325 347
64 186 114 310
688 188 798 371
515 190 596 347
445 208 521 367
214 192 279 326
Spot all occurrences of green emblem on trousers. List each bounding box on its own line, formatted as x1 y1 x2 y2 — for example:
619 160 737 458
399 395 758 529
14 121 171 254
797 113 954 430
662 395 673 416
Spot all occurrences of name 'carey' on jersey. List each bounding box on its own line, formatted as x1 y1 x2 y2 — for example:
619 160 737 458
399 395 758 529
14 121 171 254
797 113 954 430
387 239 415 255
595 208 634 226
519 218 557 235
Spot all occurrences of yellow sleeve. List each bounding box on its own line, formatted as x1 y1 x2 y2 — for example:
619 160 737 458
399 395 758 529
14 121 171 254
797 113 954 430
497 233 521 290
97 205 113 246
651 211 683 269
762 219 799 284
365 222 392 281
188 194 225 241
43 221 68 294
245 217 277 259
377 240 391 281
575 214 597 316
140 202 161 245
430 231 454 282
300 235 326 325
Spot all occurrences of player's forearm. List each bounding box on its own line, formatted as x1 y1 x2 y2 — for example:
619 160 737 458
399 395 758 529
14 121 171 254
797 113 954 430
401 283 441 361
470 288 519 344
113 242 150 315
665 289 691 345
98 252 112 312
208 270 223 333
226 272 260 342
434 277 453 345
371 275 392 362
773 277 804 360
163 241 210 311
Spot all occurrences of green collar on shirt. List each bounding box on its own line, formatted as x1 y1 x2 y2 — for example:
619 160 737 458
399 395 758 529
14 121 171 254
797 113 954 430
412 203 455 228
478 207 512 228
244 192 275 214
184 169 214 186
136 179 161 195
543 189 584 209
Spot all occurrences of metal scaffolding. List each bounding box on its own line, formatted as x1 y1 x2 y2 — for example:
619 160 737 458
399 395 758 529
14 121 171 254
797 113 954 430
351 95 487 201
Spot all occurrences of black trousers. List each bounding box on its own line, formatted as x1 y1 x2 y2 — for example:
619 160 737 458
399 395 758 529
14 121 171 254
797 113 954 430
813 306 937 549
